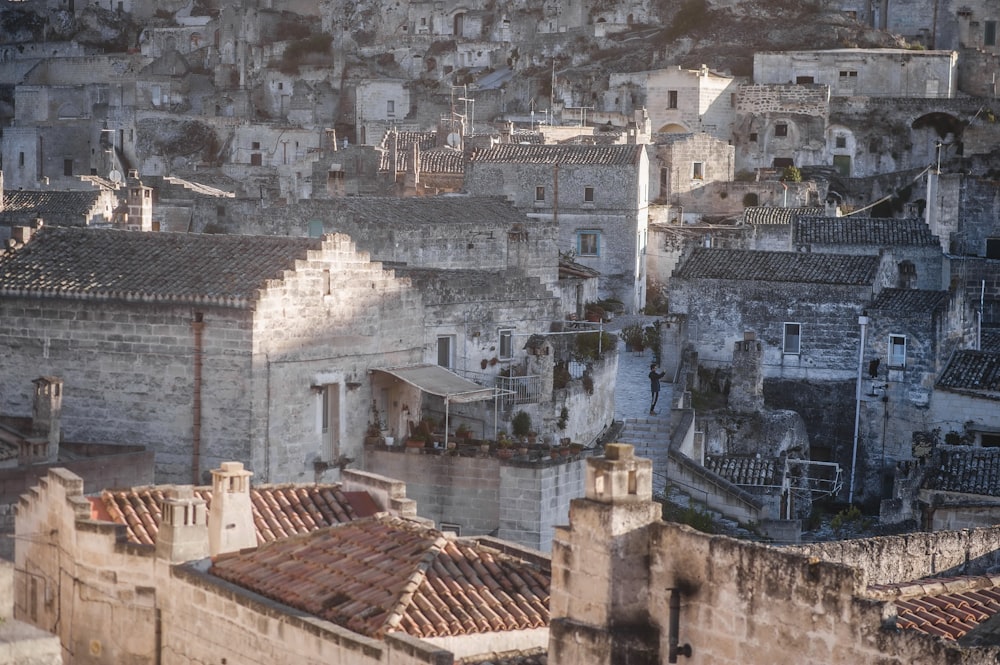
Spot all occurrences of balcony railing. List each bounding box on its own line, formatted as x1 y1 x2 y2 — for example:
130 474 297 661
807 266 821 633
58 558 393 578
453 368 542 406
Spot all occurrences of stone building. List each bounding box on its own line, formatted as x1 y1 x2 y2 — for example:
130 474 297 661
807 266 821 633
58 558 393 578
792 215 945 290
465 143 650 312
0 226 425 484
753 49 959 99
605 65 744 141
15 463 550 665
668 247 896 475
650 132 734 205
550 443 1000 664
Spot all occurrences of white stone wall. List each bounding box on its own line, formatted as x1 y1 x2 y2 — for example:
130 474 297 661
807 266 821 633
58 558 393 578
754 49 958 98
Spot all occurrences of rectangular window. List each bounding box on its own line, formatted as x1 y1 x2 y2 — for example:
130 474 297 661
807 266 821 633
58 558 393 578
795 76 815 84
659 167 668 190
250 153 262 166
783 323 801 354
387 100 395 116
888 335 906 368
251 141 260 150
19 152 25 167
775 123 788 137
839 70 858 78
692 162 704 180
63 159 73 176
986 237 1000 259
535 186 545 202
499 328 514 360
667 90 678 109
749 132 758 142
577 231 600 257
584 186 594 202
835 135 846 148
437 335 454 369
320 384 340 460
987 20 997 46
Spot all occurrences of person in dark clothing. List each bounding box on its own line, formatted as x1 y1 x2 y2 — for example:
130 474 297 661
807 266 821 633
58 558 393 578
648 362 666 414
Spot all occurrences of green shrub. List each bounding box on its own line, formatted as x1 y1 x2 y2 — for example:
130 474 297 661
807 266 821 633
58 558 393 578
511 410 532 438
573 331 617 361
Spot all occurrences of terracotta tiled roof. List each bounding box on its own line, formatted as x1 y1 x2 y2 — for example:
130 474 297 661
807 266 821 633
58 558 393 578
470 143 643 166
742 207 824 225
867 574 1000 641
2 190 103 218
983 330 1000 354
0 226 322 307
381 146 466 174
209 514 550 639
871 288 949 313
704 455 778 486
673 248 881 285
91 483 377 545
793 216 939 246
380 131 438 152
937 350 1000 396
922 446 1000 495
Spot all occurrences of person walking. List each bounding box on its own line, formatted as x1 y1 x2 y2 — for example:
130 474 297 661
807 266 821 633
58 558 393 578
648 362 666 414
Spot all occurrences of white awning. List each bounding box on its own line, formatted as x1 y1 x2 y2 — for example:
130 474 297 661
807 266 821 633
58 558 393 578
373 364 495 403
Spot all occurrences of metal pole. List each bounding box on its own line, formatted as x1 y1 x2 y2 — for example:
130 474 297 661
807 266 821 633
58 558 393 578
849 314 869 504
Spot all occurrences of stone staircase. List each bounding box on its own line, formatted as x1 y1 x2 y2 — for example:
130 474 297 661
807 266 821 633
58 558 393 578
619 415 671 493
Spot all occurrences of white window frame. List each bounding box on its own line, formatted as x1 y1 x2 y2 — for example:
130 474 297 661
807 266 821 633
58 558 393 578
692 162 704 180
888 334 906 368
386 99 395 117
783 322 801 355
436 335 455 369
319 383 341 461
498 328 514 360
577 231 600 257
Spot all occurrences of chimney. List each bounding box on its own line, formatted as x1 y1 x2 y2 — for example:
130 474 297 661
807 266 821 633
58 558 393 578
31 376 63 463
728 333 764 413
549 444 660 664
207 462 257 557
156 486 209 562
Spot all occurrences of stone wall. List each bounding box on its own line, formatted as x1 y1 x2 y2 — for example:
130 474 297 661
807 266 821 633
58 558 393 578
735 84 830 117
668 277 876 378
365 448 587 552
0 297 256 484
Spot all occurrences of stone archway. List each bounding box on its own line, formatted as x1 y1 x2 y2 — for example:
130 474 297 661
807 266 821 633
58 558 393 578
657 122 688 133
911 112 965 167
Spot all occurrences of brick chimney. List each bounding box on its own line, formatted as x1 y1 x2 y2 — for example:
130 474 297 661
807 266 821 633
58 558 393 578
207 462 257 557
30 376 63 463
156 486 209 562
549 444 661 664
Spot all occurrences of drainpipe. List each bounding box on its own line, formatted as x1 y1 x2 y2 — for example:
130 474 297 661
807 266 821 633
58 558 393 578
553 162 559 227
849 313 869 504
668 588 692 662
192 312 204 484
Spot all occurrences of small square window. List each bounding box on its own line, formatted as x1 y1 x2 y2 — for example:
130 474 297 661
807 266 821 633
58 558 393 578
252 141 260 150
888 335 906 368
535 186 545 202
783 323 801 354
577 231 600 257
749 132 758 142
584 186 594 202
667 90 678 109
387 100 395 115
692 162 704 180
499 329 514 360
835 136 846 148
775 123 788 138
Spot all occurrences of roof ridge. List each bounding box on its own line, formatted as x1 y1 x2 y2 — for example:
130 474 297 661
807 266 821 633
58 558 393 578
379 523 449 635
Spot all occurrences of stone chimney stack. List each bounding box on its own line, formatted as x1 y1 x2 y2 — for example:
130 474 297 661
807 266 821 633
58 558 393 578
126 172 153 231
549 444 661 664
0 169 4 212
156 487 209 563
207 462 257 558
728 332 764 413
31 376 63 463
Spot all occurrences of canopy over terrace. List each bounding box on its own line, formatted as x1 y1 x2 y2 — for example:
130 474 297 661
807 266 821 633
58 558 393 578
371 364 500 445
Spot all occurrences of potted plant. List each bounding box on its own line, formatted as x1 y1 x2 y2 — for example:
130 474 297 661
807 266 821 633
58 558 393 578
455 423 473 442
497 436 514 460
511 410 532 440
